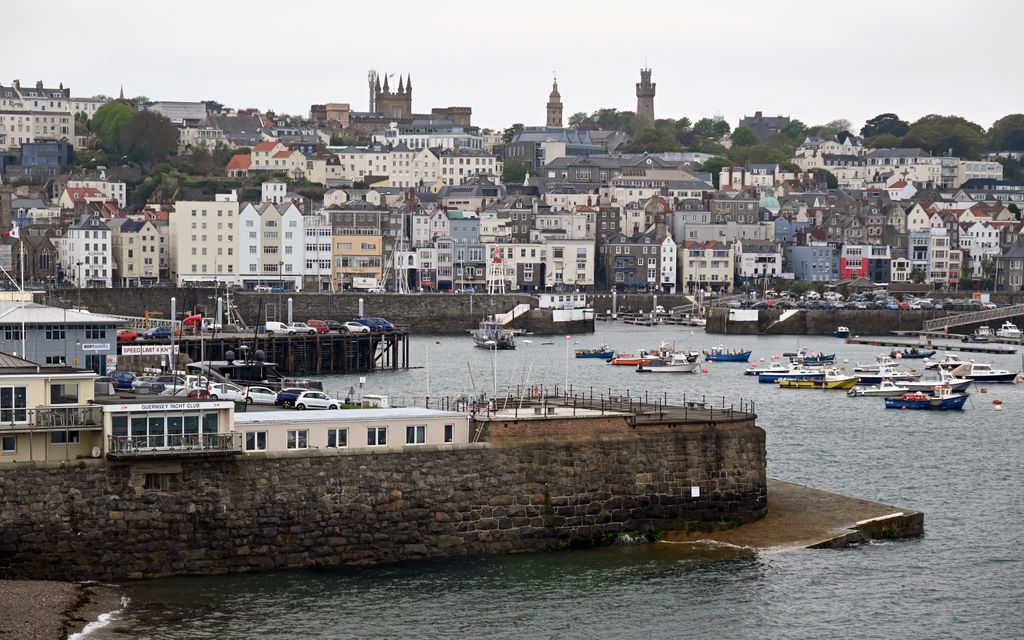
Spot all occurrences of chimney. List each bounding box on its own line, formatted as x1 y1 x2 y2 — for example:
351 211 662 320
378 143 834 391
36 80 43 89
12 80 19 89
755 110 763 120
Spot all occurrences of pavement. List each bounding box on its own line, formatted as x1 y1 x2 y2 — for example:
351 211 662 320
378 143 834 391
663 478 922 549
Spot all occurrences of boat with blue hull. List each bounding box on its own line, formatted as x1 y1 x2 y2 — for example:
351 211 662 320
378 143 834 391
884 389 969 411
788 347 835 366
703 346 752 362
575 345 614 359
835 326 850 338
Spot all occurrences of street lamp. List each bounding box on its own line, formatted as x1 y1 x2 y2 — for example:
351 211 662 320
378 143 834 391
75 261 82 309
279 261 285 321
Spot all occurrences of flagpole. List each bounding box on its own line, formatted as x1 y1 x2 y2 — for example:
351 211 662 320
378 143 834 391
16 225 25 358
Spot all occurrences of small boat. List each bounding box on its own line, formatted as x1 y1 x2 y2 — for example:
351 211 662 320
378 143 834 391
962 326 994 343
704 346 752 362
903 369 974 393
789 347 835 365
757 365 826 384
575 345 615 359
610 350 653 366
884 388 969 411
924 352 967 371
949 361 1019 383
471 320 515 349
996 321 1022 339
778 375 857 390
855 365 921 385
890 347 936 359
636 354 700 373
854 355 901 373
835 326 850 339
743 360 778 376
847 379 910 397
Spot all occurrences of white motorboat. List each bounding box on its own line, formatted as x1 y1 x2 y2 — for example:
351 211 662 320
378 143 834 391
949 361 1019 383
924 352 967 371
847 379 910 397
903 369 974 393
854 355 901 373
636 354 700 373
996 321 1022 339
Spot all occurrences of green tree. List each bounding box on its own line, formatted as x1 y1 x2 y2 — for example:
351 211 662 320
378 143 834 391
674 117 692 132
866 133 903 148
781 119 808 144
90 101 136 154
808 167 839 189
120 111 178 166
861 113 910 139
996 157 1024 181
625 128 682 153
501 123 524 144
502 159 530 183
780 161 802 173
730 126 759 147
701 156 731 188
568 111 590 128
692 118 728 141
909 268 926 284
591 108 637 132
903 114 986 158
987 114 1024 151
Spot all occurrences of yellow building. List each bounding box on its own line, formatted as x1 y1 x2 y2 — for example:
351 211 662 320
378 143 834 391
332 233 384 290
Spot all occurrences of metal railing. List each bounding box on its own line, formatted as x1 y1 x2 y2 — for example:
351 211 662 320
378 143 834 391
0 405 104 431
107 432 243 458
922 304 1024 332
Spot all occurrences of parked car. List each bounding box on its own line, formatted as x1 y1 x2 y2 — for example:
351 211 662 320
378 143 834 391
289 322 317 335
107 370 137 390
455 287 476 294
186 388 212 399
274 387 308 408
293 390 341 410
354 316 394 331
262 321 295 335
253 285 272 292
117 329 138 342
142 326 172 339
306 319 330 334
241 386 278 405
207 383 244 401
322 320 345 332
342 321 370 334
131 376 158 390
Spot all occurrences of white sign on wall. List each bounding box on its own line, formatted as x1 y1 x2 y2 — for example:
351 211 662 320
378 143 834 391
121 345 176 357
81 343 110 351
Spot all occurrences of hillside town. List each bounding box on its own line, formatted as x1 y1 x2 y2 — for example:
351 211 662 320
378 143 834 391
2 71 1024 295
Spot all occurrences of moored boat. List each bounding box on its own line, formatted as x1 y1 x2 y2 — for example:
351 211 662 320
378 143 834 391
854 355 901 373
575 345 615 359
924 352 967 371
949 361 1019 383
636 354 700 373
996 321 1022 339
847 379 910 397
757 365 826 384
884 388 969 411
962 326 994 343
609 350 653 366
890 347 936 359
789 347 835 365
704 346 752 362
835 326 850 338
471 320 516 349
855 365 921 385
778 375 857 390
903 369 973 393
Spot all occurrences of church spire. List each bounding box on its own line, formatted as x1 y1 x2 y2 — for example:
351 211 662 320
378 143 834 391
383 73 390 92
398 75 404 93
119 84 125 100
405 74 412 93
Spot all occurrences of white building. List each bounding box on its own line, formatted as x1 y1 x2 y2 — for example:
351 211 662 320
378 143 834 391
71 96 108 120
262 180 287 204
960 220 1001 277
0 80 73 151
736 239 783 282
237 202 305 290
168 200 241 285
57 213 112 287
304 210 334 292
67 175 127 208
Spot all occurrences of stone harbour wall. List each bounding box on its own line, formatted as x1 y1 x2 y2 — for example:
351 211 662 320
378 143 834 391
0 423 766 581
706 307 953 335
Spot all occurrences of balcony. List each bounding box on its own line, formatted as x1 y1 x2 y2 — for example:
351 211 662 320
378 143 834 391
0 405 104 432
107 432 243 459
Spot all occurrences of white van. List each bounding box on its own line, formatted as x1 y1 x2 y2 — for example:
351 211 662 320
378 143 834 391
263 321 294 335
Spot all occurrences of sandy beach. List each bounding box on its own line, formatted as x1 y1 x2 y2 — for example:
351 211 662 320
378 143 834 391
0 580 122 640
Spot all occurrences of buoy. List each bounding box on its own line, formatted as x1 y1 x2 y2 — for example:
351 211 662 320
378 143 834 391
702 368 709 374
843 358 849 364
980 387 988 394
994 399 1003 411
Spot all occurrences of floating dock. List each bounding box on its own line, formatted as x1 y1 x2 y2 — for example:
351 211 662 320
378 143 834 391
664 478 923 549
845 336 1016 355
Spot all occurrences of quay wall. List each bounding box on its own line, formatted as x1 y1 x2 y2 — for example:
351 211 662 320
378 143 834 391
706 308 955 335
0 422 766 581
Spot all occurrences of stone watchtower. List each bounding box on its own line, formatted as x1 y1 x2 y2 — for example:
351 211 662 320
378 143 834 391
375 73 413 120
636 67 656 128
546 76 563 128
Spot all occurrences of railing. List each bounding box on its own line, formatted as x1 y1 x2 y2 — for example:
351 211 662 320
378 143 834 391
107 432 243 458
0 405 104 431
922 304 1024 332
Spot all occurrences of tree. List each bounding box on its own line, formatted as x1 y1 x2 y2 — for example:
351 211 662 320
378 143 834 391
202 100 224 114
987 114 1024 151
674 117 692 132
701 157 731 188
568 112 590 129
730 126 759 147
903 114 986 158
909 268 926 284
780 161 802 173
866 133 903 148
692 117 730 141
781 119 808 144
119 111 178 166
502 159 530 184
861 113 910 139
625 128 682 153
591 108 637 132
809 167 839 189
90 101 136 154
996 157 1024 181
501 123 524 144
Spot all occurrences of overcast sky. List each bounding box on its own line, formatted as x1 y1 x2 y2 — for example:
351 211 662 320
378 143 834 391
6 0 1022 132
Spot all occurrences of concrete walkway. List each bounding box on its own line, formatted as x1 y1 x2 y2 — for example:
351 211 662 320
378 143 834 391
664 478 923 550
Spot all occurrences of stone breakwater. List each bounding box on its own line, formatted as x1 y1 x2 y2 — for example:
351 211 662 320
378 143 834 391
0 422 765 581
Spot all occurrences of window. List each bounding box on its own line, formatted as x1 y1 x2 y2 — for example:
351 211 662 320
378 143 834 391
245 431 267 451
2 435 15 453
49 430 80 444
0 386 28 423
3 327 21 341
44 356 66 365
45 326 65 340
49 383 78 405
368 427 387 446
327 428 348 448
405 425 426 444
444 424 454 443
143 473 180 491
286 429 308 449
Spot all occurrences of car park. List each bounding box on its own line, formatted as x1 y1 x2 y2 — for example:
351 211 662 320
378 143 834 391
289 322 317 335
117 329 138 342
254 285 272 292
306 320 330 334
186 388 212 399
142 326 172 339
342 321 370 334
274 387 307 407
240 386 278 405
322 320 345 332
262 321 294 335
455 287 476 294
293 391 341 410
107 370 137 390
207 383 244 401
354 316 394 331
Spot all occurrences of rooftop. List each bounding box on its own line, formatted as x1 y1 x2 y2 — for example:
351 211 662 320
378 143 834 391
234 407 467 425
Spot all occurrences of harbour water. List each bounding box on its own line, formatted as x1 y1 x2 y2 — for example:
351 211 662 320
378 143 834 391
91 325 1023 639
